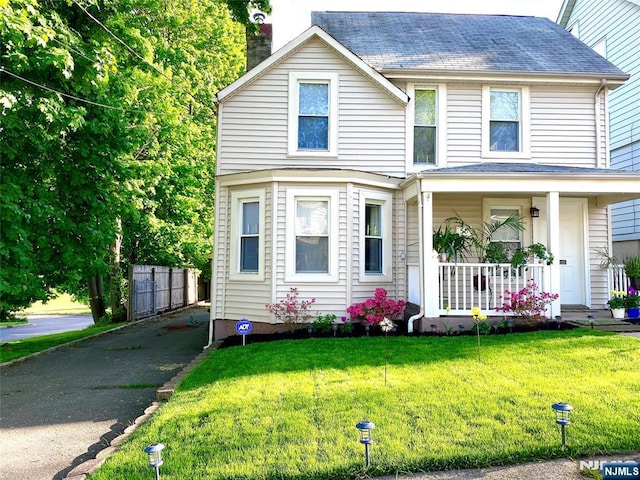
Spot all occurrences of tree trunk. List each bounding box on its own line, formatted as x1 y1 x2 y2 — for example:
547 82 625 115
109 218 123 316
87 275 105 323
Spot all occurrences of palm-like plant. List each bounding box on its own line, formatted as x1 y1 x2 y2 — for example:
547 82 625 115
448 212 525 263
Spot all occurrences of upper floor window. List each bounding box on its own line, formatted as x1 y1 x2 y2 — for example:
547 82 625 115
230 189 265 281
288 72 338 157
482 86 530 159
406 84 445 171
490 90 520 152
286 188 338 282
298 83 329 150
414 89 437 165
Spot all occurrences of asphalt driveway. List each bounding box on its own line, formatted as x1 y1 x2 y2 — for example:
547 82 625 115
0 315 95 342
0 306 210 480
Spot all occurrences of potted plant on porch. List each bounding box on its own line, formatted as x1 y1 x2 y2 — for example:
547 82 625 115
608 290 627 319
625 287 640 320
432 222 470 263
448 212 525 291
624 255 640 290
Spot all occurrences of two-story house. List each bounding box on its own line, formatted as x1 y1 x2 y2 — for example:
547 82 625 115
209 12 640 340
558 0 640 259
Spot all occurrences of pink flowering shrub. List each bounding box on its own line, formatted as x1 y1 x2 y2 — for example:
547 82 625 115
266 288 316 331
495 279 558 324
347 288 406 326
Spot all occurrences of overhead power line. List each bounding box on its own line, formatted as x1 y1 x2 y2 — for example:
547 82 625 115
70 0 216 115
1 67 153 114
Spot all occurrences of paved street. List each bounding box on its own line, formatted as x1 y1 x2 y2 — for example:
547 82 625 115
0 306 209 480
0 315 95 342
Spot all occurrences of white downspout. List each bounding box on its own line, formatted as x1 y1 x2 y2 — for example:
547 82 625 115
407 180 424 333
594 78 607 169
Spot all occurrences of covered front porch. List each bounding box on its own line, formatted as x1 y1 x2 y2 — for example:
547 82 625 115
402 163 640 331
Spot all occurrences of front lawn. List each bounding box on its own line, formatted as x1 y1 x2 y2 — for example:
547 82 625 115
89 329 640 480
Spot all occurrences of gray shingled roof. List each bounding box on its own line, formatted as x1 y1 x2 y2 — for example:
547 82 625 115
421 163 639 175
311 11 627 76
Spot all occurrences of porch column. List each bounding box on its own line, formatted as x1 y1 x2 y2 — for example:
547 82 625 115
547 192 561 318
422 192 439 317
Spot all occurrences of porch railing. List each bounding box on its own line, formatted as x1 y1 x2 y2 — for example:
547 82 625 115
608 265 628 292
438 262 549 316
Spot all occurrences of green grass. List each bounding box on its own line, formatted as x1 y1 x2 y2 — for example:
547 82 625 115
19 292 91 315
0 324 126 363
89 330 640 480
0 319 28 327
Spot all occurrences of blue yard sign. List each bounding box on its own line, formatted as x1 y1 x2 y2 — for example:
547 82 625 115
236 318 252 345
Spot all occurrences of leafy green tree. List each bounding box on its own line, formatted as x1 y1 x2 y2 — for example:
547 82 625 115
1 0 269 321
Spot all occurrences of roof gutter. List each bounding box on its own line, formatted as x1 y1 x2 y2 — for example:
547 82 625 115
595 78 607 169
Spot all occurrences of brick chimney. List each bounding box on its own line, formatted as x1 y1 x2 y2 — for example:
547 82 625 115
246 13 272 71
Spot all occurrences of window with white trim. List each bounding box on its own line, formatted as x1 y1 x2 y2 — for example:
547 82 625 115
406 84 446 171
483 198 529 262
360 190 392 281
286 188 338 282
413 89 437 165
489 207 523 255
295 199 329 273
230 189 265 281
288 72 338 156
490 90 520 152
240 201 259 272
482 86 530 158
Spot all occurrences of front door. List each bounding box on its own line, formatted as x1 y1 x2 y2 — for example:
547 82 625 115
559 198 587 305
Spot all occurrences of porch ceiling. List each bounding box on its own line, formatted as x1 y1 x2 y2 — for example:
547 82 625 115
406 163 640 206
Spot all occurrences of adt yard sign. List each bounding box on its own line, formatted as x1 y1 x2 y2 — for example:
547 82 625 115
236 318 252 345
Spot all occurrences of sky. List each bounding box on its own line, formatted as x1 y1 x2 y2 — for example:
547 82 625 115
266 0 567 50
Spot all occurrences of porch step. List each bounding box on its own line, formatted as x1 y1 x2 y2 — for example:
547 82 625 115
561 305 591 312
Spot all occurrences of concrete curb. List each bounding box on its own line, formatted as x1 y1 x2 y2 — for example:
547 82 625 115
62 338 219 479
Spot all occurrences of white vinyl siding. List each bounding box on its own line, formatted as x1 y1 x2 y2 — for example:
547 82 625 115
445 86 482 165
529 87 599 167
217 38 406 177
611 144 640 241
562 0 639 151
213 184 274 322
587 198 610 307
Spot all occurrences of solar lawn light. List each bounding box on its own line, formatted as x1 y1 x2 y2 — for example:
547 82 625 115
458 323 465 334
430 323 437 334
144 443 165 480
588 315 595 329
551 402 573 448
555 315 562 329
507 318 514 333
355 420 375 467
